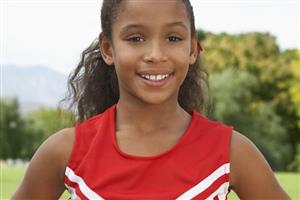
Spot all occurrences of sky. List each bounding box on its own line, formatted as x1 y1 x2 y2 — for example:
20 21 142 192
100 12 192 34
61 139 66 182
1 0 299 74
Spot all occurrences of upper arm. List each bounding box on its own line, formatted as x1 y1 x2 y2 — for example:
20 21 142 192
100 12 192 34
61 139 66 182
11 128 75 200
229 131 290 200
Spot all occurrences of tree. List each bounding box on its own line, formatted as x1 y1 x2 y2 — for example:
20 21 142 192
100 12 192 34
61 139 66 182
23 108 75 154
200 30 300 171
209 68 292 170
0 98 75 159
0 98 29 159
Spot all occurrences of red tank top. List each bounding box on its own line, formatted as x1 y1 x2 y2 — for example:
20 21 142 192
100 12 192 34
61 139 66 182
64 104 233 200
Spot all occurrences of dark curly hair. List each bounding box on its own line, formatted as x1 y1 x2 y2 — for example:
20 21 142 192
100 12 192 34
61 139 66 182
61 0 209 122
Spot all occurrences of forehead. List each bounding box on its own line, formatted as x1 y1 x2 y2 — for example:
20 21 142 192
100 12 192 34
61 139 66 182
113 0 190 30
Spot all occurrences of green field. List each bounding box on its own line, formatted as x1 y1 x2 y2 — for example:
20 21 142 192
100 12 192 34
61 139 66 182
1 167 299 199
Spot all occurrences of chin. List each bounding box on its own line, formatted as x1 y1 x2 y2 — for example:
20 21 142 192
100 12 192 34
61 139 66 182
136 93 176 106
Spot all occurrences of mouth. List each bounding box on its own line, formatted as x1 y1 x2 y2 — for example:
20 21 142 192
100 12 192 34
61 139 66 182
138 73 171 81
137 72 173 87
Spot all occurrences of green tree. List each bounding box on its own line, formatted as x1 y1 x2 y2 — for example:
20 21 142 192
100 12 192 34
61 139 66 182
23 108 75 153
0 98 75 159
200 30 299 171
0 98 29 159
209 68 291 170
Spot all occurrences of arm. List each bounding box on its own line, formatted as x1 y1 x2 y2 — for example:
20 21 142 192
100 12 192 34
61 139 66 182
11 128 75 200
229 131 290 200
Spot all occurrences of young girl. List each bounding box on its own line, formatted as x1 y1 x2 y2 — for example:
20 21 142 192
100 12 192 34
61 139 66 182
12 0 290 199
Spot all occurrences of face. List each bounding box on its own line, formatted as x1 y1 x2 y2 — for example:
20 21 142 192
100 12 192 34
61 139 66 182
101 0 198 106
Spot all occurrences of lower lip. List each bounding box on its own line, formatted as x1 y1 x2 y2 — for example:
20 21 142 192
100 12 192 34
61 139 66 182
138 74 171 87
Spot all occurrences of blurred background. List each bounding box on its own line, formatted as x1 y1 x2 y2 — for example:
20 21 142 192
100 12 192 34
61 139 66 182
1 0 299 199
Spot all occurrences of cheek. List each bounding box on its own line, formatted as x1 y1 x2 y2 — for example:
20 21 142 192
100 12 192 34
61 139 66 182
113 44 140 69
113 46 141 86
168 44 191 68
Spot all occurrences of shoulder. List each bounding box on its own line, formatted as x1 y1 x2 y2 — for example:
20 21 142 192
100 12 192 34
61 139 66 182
31 127 75 167
25 127 75 174
45 127 75 151
229 130 271 186
40 127 75 165
230 130 258 163
11 128 75 199
229 130 290 199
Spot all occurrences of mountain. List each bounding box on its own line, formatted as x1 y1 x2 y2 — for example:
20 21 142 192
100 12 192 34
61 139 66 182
1 65 69 113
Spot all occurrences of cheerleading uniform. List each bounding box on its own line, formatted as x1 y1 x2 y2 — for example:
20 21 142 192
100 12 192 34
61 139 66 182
64 104 233 200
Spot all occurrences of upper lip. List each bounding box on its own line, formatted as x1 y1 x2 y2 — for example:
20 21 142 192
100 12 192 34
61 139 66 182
137 70 173 76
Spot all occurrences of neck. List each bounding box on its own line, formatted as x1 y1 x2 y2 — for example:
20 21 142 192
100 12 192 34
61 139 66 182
115 99 192 135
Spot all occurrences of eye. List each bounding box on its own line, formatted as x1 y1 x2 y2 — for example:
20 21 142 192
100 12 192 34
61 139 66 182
168 36 182 42
127 36 145 43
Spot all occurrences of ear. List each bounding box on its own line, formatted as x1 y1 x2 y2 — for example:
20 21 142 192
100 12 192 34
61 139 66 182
99 33 114 66
189 38 203 65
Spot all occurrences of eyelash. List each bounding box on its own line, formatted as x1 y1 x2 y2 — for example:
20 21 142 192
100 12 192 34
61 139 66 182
168 36 182 42
127 35 182 43
127 36 145 43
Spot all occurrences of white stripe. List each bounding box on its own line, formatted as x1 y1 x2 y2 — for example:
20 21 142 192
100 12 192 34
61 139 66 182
217 188 228 200
176 163 230 200
65 183 80 200
205 182 229 200
65 166 104 199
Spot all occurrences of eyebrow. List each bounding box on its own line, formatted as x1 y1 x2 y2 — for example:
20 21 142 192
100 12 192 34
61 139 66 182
165 21 188 30
120 21 188 34
120 24 145 34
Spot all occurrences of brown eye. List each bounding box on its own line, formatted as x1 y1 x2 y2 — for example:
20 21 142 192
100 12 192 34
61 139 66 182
168 36 182 42
127 36 145 43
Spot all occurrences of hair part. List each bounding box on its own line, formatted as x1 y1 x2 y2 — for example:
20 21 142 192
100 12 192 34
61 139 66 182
60 0 209 122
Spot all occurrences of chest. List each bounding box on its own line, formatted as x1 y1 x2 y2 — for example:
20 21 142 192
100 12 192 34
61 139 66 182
64 112 232 199
115 130 184 157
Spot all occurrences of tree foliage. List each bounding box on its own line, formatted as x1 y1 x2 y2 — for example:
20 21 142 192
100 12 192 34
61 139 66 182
0 98 74 159
0 98 31 159
210 69 291 170
23 108 75 155
201 30 300 171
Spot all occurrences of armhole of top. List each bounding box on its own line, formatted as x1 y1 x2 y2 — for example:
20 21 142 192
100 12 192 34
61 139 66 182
227 126 234 189
65 122 81 170
226 126 234 164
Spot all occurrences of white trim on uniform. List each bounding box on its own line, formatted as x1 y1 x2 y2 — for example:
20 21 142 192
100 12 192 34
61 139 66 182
65 183 80 200
206 182 230 200
176 163 230 200
65 166 104 200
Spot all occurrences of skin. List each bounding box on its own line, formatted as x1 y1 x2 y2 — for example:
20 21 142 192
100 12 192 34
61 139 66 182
12 0 290 199
11 128 74 199
100 0 197 156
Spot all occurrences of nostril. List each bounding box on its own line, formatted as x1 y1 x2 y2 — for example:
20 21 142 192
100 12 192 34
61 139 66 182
143 51 167 63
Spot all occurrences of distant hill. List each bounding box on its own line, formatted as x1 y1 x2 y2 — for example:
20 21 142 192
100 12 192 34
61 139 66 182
1 65 69 113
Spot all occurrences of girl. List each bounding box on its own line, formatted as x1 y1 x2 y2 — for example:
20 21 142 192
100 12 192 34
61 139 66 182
12 0 290 199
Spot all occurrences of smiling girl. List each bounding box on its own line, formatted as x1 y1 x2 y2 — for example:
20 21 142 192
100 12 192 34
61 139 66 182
12 0 290 199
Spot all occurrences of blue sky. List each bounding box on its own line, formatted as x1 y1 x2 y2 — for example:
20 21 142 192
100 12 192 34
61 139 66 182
1 0 299 74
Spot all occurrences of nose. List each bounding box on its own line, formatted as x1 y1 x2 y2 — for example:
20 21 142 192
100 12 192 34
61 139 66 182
143 40 167 63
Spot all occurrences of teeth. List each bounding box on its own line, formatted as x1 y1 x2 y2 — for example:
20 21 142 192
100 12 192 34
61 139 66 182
150 75 155 80
140 74 170 81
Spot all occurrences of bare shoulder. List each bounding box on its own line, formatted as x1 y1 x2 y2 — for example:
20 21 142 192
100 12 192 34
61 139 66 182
42 127 75 161
30 127 75 168
229 130 290 199
11 127 75 199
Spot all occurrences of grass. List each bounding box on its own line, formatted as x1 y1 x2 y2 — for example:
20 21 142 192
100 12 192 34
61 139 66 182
1 167 299 199
228 172 300 200
1 167 70 200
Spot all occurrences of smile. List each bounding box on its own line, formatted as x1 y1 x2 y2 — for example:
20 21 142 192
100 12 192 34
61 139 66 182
139 74 170 81
137 72 173 87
